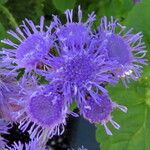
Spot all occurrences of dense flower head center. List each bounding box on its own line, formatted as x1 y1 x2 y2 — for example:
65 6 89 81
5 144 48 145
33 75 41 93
106 34 132 65
82 95 112 123
16 33 50 68
28 93 64 126
56 23 89 46
63 54 96 85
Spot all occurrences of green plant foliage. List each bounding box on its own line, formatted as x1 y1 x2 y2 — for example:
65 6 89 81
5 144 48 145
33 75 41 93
0 22 6 38
96 66 150 150
96 1 150 149
70 101 77 111
0 4 18 28
34 0 45 17
126 0 150 58
0 22 6 47
97 0 134 19
52 0 76 13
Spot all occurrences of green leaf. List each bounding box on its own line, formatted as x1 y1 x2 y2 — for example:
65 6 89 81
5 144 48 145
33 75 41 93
37 75 49 85
70 101 77 111
0 22 6 47
126 0 150 40
0 22 6 38
34 0 45 18
125 0 150 58
52 0 76 13
0 4 18 28
96 1 150 149
97 0 134 19
96 66 150 150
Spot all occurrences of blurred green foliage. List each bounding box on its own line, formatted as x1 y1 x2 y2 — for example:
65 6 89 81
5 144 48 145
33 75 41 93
96 0 150 150
0 0 150 150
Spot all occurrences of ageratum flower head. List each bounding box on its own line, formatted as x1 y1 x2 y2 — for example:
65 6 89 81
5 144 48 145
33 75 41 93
1 16 53 75
52 6 96 48
80 93 127 135
97 17 147 86
13 82 68 141
38 41 117 106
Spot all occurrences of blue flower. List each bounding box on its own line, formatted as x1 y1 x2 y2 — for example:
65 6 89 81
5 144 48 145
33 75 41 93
14 83 68 140
52 6 96 48
0 6 147 140
38 41 117 106
80 93 127 135
1 16 53 75
97 17 147 86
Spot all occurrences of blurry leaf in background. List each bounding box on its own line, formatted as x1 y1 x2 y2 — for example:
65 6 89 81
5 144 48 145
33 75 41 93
0 3 18 28
96 66 150 149
4 0 45 26
81 0 134 29
0 22 6 38
125 0 150 58
96 1 150 149
97 0 134 20
52 0 76 13
34 0 45 17
0 22 6 47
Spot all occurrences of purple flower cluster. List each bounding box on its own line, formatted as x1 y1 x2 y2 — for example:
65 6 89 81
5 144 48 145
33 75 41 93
0 6 146 149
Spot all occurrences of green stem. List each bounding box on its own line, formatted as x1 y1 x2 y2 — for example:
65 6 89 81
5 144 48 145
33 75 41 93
0 4 18 28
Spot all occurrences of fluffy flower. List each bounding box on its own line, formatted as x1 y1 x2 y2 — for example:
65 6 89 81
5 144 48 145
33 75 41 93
38 42 117 106
0 6 147 144
12 83 68 142
80 93 127 135
1 16 53 74
97 17 147 86
52 6 96 48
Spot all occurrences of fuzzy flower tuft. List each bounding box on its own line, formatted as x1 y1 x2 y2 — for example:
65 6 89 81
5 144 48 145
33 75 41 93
38 43 117 106
1 16 53 75
12 83 68 141
0 6 147 146
52 6 96 48
80 93 127 135
97 16 147 86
